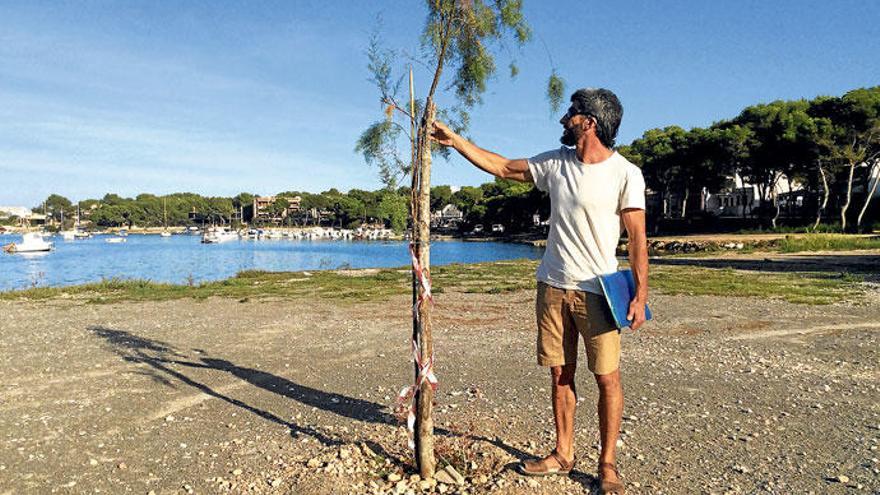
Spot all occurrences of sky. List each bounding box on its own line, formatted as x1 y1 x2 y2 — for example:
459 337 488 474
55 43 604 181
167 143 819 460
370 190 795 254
1 0 878 206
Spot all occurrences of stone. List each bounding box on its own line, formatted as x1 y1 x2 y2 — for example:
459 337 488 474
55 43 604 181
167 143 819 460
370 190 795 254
232 468 243 476
833 475 849 484
387 472 402 483
443 465 465 485
434 470 456 485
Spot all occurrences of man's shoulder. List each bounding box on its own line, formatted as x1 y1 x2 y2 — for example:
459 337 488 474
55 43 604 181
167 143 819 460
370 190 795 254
610 152 643 175
529 146 568 164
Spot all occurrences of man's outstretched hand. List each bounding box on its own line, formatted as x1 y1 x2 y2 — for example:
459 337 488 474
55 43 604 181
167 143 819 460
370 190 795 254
429 121 456 147
627 298 647 330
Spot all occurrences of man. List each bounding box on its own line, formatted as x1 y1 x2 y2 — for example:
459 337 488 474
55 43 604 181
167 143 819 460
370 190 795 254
430 88 647 495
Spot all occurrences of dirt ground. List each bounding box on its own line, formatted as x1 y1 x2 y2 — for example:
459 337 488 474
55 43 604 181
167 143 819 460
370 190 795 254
1 268 879 494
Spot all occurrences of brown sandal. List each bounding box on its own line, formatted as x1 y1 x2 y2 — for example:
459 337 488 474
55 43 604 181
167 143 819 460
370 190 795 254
517 449 576 476
598 462 625 494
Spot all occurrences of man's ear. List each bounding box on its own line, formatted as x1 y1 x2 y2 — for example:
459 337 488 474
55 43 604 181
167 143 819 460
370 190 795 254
582 117 594 132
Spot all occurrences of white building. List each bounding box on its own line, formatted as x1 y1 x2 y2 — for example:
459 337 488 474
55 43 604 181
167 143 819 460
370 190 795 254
0 206 47 226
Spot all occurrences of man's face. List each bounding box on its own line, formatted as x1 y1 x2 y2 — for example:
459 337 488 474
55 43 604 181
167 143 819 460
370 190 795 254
559 106 590 146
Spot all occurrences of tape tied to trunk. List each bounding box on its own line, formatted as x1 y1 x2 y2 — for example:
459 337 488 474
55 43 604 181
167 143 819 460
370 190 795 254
395 244 438 450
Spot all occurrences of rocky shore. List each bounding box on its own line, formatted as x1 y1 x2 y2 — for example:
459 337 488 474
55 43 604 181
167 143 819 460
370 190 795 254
1 279 878 494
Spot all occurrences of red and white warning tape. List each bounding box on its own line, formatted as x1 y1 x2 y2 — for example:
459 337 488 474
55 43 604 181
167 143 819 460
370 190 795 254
396 244 439 450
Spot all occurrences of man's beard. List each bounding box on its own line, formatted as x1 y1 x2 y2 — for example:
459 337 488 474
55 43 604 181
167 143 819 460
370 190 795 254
560 126 579 146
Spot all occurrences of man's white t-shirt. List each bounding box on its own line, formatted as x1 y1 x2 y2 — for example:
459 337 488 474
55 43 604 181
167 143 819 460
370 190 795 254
528 147 646 295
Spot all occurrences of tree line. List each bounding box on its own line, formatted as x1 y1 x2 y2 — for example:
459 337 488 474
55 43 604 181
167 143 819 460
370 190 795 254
619 86 880 232
25 182 541 234
22 86 879 234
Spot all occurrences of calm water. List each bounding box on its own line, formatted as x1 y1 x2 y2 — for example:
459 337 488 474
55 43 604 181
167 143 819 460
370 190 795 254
0 233 543 291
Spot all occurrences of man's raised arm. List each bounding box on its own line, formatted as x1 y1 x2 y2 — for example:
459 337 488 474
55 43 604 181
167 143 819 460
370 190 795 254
430 121 533 183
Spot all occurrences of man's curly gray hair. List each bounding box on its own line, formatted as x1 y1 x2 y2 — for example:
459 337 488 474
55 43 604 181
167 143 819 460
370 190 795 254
570 88 623 149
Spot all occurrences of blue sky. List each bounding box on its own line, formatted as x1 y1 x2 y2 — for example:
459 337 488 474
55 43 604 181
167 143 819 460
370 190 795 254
1 0 878 206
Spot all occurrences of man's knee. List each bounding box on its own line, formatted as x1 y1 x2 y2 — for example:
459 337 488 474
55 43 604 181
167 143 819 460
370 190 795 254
594 369 620 390
551 364 577 386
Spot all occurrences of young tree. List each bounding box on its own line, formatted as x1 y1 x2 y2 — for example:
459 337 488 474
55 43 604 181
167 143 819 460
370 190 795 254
357 1 552 477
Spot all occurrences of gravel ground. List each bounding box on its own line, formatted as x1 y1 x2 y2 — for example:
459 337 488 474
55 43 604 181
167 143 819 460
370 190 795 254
0 283 878 494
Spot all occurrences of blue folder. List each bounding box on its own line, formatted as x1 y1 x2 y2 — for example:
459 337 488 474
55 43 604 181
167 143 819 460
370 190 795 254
597 269 653 329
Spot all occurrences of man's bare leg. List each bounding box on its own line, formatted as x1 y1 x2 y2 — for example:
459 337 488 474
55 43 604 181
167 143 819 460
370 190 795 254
552 363 577 462
519 363 578 474
595 369 623 483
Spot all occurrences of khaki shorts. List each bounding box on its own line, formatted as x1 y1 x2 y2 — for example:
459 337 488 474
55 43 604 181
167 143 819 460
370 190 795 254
535 281 621 375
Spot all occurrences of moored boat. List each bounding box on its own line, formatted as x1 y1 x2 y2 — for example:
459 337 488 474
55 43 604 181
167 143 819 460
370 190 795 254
201 227 239 244
2 232 54 253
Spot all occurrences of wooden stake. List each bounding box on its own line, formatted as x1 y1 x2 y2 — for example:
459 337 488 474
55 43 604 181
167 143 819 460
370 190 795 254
414 99 436 479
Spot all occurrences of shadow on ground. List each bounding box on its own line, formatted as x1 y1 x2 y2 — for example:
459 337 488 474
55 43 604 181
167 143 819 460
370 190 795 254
87 325 603 487
87 325 398 460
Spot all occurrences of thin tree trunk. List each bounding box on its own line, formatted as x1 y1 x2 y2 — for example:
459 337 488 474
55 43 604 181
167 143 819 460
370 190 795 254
813 161 829 231
841 162 856 232
409 10 451 477
771 172 782 229
857 158 880 231
771 187 779 229
661 188 669 218
413 101 436 479
680 188 689 219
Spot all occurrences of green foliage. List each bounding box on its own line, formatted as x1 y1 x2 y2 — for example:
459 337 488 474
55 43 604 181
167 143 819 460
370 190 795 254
430 185 454 210
233 192 255 209
508 62 519 78
355 119 405 189
625 86 880 227
360 0 545 191
269 197 290 218
377 191 409 232
546 70 565 114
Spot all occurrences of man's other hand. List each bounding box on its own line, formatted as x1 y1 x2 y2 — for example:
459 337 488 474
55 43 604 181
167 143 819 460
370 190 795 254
430 121 456 146
627 298 647 330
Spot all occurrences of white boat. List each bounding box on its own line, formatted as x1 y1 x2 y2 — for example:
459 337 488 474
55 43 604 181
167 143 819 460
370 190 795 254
74 230 91 239
105 237 126 244
201 227 239 244
3 232 54 253
61 230 77 241
160 231 172 237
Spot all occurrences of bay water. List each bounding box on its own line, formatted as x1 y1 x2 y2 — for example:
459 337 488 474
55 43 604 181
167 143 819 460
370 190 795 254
0 233 543 291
